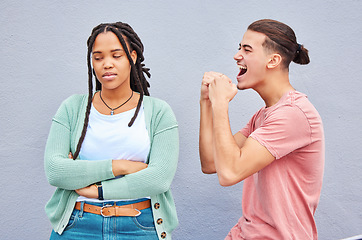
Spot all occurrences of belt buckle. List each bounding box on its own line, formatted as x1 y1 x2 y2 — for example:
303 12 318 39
100 204 113 217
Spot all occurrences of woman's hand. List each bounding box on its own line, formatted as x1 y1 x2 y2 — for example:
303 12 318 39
112 160 148 176
69 151 147 178
69 152 147 197
75 161 147 198
75 184 98 198
69 151 98 198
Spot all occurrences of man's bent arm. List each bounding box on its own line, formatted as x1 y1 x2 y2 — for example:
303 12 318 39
212 103 275 186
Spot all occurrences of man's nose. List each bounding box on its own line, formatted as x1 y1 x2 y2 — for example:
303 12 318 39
234 50 243 61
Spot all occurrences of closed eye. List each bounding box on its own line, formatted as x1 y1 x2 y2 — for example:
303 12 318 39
238 43 252 53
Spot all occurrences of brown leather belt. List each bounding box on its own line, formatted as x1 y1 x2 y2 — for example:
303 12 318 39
74 200 151 217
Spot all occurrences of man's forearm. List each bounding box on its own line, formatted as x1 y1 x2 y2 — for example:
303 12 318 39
199 100 216 173
212 102 242 186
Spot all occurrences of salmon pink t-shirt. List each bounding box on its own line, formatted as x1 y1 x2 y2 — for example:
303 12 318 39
226 91 325 240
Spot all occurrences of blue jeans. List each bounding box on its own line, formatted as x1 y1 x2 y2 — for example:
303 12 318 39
50 199 158 240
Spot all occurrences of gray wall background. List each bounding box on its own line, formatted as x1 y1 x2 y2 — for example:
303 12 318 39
1 0 361 239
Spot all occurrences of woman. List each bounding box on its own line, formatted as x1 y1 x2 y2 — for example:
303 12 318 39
44 22 179 240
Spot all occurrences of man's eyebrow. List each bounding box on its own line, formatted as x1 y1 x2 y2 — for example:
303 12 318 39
242 44 252 49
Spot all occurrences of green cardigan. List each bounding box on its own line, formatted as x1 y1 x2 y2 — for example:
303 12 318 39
44 94 179 239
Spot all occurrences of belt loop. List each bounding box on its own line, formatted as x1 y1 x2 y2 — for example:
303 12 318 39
79 202 85 218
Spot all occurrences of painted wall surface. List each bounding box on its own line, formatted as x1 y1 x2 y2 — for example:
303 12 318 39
1 0 361 239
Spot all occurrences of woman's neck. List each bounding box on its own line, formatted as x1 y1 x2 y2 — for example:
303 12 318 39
100 87 133 104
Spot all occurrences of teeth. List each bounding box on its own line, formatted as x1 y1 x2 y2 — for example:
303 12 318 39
239 65 247 69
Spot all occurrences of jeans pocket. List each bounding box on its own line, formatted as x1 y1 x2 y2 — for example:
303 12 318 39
132 208 156 231
64 209 79 231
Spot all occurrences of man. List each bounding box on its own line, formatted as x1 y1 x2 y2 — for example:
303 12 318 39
199 19 324 239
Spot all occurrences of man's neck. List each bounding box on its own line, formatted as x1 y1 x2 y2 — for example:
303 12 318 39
255 71 294 108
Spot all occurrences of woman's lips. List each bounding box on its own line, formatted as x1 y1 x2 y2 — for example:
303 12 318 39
102 73 117 81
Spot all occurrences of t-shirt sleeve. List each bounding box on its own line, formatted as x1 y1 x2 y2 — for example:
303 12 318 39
240 109 263 138
248 105 312 159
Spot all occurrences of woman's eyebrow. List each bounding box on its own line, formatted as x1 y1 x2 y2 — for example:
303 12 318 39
92 49 125 54
111 49 124 52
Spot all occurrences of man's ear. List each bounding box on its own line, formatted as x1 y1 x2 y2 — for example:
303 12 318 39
131 50 137 64
267 53 282 69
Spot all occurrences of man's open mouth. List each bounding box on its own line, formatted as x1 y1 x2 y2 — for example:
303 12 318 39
238 65 247 77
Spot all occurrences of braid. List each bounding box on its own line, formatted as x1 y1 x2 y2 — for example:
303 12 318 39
72 29 103 160
107 23 151 126
72 22 151 159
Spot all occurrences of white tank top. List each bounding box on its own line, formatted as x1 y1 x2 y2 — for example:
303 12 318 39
77 103 150 202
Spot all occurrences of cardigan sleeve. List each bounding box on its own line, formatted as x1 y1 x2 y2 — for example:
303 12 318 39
102 100 179 199
44 95 115 190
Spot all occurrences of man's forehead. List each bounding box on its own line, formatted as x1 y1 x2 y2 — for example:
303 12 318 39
241 30 266 47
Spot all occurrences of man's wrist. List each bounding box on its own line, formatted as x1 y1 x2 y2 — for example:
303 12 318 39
211 99 229 112
200 98 212 106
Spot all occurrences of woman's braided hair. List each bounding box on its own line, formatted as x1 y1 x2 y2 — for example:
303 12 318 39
73 22 151 160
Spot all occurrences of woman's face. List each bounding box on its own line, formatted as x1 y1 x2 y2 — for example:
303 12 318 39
92 31 137 91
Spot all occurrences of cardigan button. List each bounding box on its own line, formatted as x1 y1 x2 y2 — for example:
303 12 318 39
161 232 167 238
154 203 160 209
157 218 163 225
